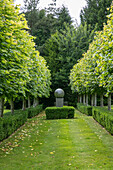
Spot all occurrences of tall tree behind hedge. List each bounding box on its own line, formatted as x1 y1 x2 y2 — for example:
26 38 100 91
22 1 72 54
43 23 95 105
80 0 112 31
23 0 40 34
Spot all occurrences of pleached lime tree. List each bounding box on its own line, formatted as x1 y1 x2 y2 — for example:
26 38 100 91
94 5 113 110
0 0 51 116
26 51 51 109
70 2 113 110
0 0 30 115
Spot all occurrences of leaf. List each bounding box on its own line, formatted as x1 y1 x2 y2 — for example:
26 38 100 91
68 163 71 166
50 152 54 155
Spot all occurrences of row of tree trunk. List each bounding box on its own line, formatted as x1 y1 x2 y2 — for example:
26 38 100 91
79 93 111 110
0 96 39 117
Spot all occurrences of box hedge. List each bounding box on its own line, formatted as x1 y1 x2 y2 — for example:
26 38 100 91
77 103 92 116
92 107 113 135
27 104 43 118
0 105 43 141
45 106 75 119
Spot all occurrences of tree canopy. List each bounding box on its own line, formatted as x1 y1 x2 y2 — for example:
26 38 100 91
70 3 113 109
43 22 95 105
80 0 112 31
0 0 51 116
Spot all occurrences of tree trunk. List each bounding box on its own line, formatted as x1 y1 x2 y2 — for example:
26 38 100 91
83 94 85 104
33 97 39 107
10 97 14 114
94 93 97 106
100 93 104 107
22 97 26 110
28 95 31 108
86 94 88 106
108 93 111 111
0 97 4 117
80 95 82 103
91 95 93 106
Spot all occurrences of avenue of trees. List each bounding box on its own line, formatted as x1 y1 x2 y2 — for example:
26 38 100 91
22 0 109 106
70 3 113 110
0 0 51 116
11 0 112 107
1 0 113 114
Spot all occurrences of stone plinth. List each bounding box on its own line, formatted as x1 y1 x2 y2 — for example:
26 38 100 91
54 88 64 107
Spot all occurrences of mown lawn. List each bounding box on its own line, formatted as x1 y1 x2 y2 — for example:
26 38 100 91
0 109 113 169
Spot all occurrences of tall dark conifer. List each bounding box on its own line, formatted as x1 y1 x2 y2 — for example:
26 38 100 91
23 0 40 34
80 0 112 31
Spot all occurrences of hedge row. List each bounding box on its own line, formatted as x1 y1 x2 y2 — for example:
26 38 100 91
45 106 75 119
27 105 43 118
0 105 43 141
77 103 113 135
92 107 113 135
77 103 92 116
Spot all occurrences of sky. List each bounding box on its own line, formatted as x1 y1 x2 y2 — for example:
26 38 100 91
14 0 87 24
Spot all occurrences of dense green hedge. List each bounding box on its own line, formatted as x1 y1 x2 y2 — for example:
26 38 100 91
92 107 113 135
45 106 75 119
0 105 43 141
77 103 92 116
27 105 43 118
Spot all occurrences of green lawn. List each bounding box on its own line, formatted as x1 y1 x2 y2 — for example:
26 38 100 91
0 109 113 169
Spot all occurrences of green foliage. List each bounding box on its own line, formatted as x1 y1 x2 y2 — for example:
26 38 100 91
0 0 51 115
0 0 30 98
23 4 73 54
23 0 40 35
55 5 73 31
92 107 113 135
26 51 51 99
70 3 113 98
1 110 113 169
27 105 43 118
45 106 75 119
0 110 28 141
0 105 43 141
77 103 92 116
43 23 95 105
80 0 112 31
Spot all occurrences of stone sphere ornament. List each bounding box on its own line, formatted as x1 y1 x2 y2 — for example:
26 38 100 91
54 88 64 98
54 88 64 107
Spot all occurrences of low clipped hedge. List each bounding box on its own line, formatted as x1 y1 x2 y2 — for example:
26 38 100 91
45 106 75 119
92 107 113 135
0 105 43 141
27 105 43 118
77 103 92 116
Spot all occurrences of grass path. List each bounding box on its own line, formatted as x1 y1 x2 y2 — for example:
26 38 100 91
0 110 113 169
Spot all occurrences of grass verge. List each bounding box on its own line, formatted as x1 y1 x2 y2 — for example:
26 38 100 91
0 110 113 169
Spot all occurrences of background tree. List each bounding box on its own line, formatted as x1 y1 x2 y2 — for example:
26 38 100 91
80 0 112 31
23 0 40 34
43 23 95 106
22 0 73 54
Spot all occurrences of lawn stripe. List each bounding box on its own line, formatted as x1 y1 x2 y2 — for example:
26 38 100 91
0 110 113 169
